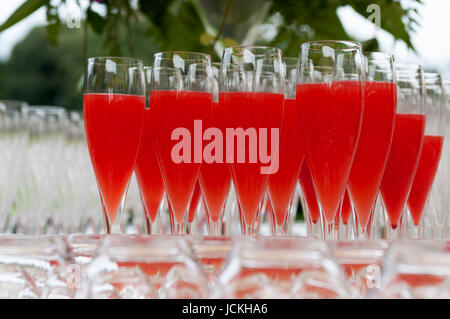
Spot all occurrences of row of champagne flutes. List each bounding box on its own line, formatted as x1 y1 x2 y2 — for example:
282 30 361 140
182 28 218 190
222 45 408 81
0 98 279 236
83 41 450 239
0 101 108 234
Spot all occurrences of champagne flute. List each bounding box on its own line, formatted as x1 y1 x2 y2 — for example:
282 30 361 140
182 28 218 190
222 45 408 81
198 62 232 235
84 57 145 234
407 73 446 239
152 52 213 234
134 66 167 234
267 57 305 235
379 63 425 239
347 52 397 239
296 41 365 239
220 46 284 235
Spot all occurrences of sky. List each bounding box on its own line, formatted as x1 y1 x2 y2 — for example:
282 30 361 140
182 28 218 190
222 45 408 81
0 0 449 77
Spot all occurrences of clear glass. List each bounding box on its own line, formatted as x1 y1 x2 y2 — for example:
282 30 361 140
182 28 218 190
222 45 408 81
83 57 145 234
296 41 365 239
413 73 446 239
445 81 450 239
338 188 355 240
68 234 105 266
134 66 166 235
379 63 425 239
198 62 232 236
80 235 209 298
218 237 350 298
220 46 285 235
0 100 29 233
186 235 233 288
330 240 389 298
266 57 305 235
0 235 74 298
22 106 68 234
299 161 323 238
151 52 213 235
347 52 397 239
374 241 450 298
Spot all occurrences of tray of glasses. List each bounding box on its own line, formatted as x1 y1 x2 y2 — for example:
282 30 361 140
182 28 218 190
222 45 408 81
0 234 449 299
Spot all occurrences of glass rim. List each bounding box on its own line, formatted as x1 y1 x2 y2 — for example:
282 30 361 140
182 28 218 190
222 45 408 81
87 56 143 66
283 57 298 64
152 66 187 78
154 57 211 63
301 40 362 51
224 45 282 57
424 72 444 87
394 62 423 71
424 72 443 79
154 51 212 61
365 51 394 60
28 106 66 112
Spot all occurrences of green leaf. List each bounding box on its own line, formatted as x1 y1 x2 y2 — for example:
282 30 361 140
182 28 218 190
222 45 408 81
361 38 380 52
87 9 107 34
46 22 60 45
139 0 174 30
0 0 49 33
268 1 352 55
348 0 421 50
46 4 60 45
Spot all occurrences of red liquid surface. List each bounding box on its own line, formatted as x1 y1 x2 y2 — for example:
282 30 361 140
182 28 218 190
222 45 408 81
84 93 144 223
347 82 397 229
198 101 231 223
340 189 352 225
296 81 364 223
234 267 339 298
407 135 444 225
395 274 445 287
151 90 212 224
268 98 305 227
135 108 165 223
380 114 425 229
298 162 320 224
222 92 284 227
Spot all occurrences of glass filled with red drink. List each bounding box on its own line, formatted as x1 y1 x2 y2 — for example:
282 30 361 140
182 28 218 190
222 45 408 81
83 57 145 234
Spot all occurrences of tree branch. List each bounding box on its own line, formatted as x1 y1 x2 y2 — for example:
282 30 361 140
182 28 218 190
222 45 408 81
212 0 232 46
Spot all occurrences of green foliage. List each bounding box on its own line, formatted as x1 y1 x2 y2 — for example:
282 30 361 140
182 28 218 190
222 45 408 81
348 0 421 50
0 20 160 110
87 8 107 34
46 1 62 45
0 0 49 32
2 27 87 109
0 0 423 107
0 0 423 58
267 0 421 56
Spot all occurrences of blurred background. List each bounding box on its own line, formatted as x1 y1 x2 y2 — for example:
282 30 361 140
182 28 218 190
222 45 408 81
0 0 448 110
0 0 449 235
